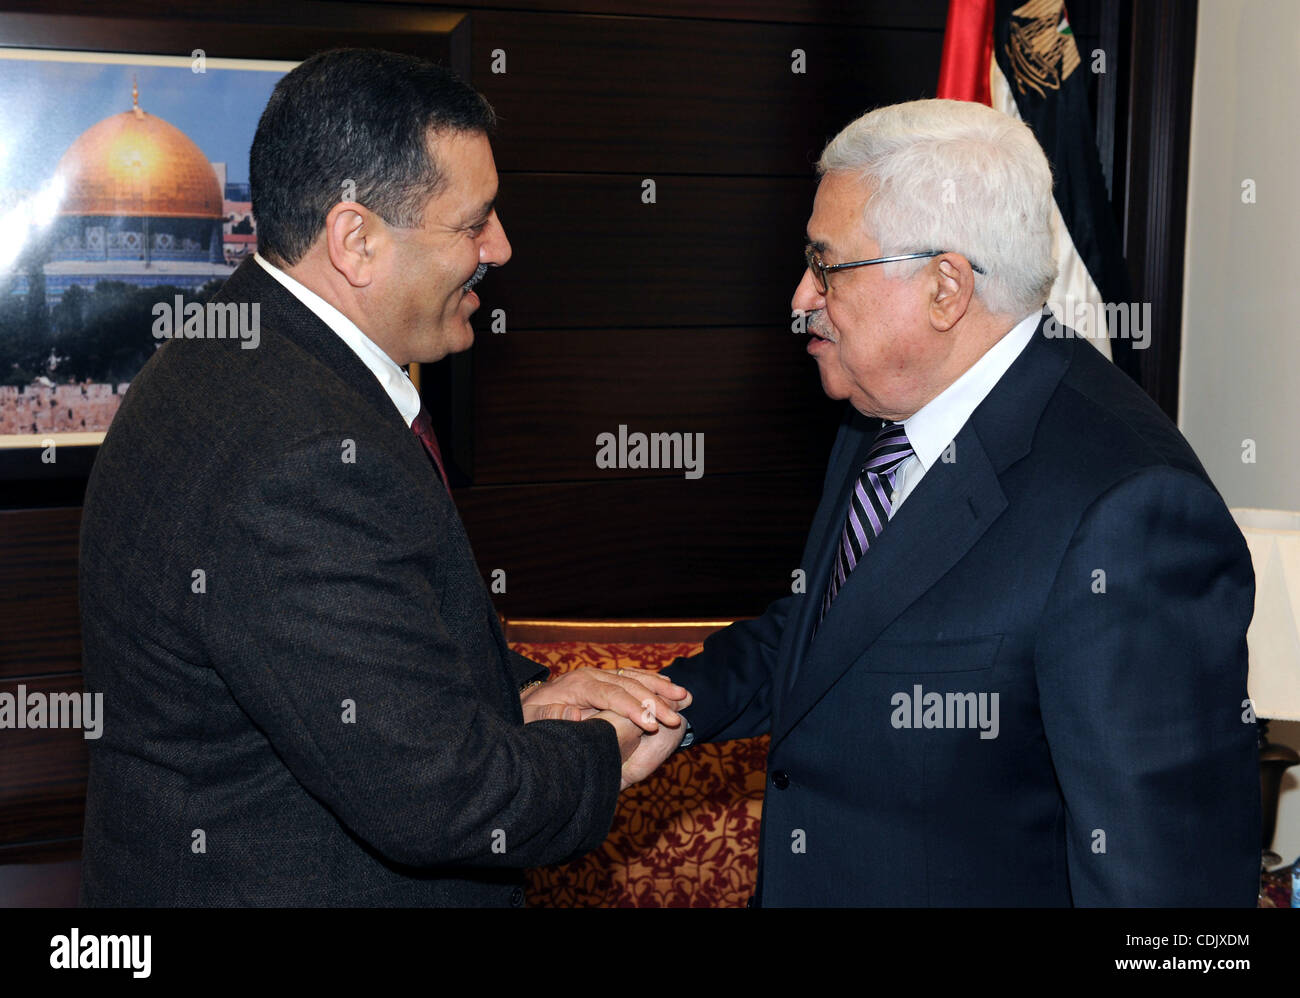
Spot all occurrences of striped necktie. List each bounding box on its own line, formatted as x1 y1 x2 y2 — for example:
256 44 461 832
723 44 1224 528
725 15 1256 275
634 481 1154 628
819 421 914 622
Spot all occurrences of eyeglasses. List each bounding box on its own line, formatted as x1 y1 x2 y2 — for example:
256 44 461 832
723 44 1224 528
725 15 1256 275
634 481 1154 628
803 246 986 295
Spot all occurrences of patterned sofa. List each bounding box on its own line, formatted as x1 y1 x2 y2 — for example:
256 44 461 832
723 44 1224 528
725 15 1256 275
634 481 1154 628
507 618 767 908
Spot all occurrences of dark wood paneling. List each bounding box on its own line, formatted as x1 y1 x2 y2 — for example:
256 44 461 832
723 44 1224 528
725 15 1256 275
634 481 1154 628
0 508 82 678
0 1 466 59
454 469 829 617
489 174 813 328
473 11 943 175
351 0 950 30
0 839 80 865
0 675 90 850
471 325 840 483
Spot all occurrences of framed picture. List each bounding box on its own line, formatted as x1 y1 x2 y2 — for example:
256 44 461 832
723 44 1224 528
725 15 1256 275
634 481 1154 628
0 1 471 504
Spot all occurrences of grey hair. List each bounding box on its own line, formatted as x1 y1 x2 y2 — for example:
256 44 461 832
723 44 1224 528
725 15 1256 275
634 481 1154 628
817 98 1057 317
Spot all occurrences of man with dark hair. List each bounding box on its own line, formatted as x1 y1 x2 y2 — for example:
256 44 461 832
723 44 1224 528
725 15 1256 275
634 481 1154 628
78 48 687 907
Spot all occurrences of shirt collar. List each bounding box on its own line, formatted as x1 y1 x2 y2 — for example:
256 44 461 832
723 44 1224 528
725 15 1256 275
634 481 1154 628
902 310 1041 473
253 252 422 427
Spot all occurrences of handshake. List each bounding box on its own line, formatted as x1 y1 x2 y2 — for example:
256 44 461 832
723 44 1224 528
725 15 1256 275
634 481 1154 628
520 669 691 790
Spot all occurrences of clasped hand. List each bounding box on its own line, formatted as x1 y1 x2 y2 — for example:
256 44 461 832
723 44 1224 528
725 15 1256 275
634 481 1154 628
521 667 691 790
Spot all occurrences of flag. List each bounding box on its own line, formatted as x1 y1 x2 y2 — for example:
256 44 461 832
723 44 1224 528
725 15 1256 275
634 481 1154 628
937 0 1138 370
937 0 995 104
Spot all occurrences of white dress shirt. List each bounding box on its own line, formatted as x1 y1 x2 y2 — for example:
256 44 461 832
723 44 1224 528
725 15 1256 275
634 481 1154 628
887 310 1042 516
254 252 422 428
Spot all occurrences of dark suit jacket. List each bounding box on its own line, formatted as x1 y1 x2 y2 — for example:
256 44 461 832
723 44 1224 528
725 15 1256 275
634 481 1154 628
665 320 1260 906
79 256 621 906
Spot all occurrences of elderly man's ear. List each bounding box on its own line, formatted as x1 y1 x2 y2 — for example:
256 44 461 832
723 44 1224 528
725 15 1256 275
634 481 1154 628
929 256 977 332
325 201 381 288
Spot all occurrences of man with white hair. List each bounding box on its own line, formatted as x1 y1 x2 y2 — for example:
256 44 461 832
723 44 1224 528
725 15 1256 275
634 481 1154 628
664 99 1260 906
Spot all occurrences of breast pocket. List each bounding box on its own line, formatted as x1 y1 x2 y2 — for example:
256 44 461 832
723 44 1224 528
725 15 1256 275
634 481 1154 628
855 634 1003 673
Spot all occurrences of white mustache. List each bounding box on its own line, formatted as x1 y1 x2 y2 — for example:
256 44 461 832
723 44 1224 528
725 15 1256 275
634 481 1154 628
462 263 488 292
808 310 835 341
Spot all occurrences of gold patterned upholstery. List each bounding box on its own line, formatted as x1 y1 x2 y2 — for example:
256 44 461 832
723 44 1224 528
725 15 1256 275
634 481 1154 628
508 620 766 908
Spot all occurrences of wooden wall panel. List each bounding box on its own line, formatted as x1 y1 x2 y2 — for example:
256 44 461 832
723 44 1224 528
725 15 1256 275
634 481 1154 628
0 0 466 61
487 174 815 329
454 469 827 618
0 675 89 850
0 508 82 679
0 841 81 866
0 509 86 864
10 0 950 30
473 11 943 175
371 0 950 29
471 326 840 483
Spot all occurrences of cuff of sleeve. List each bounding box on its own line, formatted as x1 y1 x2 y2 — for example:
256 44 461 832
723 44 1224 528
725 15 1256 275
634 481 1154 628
571 717 624 857
510 650 550 690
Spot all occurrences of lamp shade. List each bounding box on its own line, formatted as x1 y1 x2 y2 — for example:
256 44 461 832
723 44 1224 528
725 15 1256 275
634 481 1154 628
1232 508 1300 721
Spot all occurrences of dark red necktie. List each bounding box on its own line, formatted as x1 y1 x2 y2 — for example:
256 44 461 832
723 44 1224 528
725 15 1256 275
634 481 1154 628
410 405 450 492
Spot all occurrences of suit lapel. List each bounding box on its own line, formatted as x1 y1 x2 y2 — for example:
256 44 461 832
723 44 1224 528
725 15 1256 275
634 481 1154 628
770 320 1072 749
213 258 463 507
776 412 877 706
772 429 1007 747
212 260 521 698
212 257 414 442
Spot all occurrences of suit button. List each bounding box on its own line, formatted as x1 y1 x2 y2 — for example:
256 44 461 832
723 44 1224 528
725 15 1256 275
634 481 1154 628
771 770 790 790
510 887 524 907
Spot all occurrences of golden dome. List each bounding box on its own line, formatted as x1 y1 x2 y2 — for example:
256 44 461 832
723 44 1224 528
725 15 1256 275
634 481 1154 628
54 83 222 219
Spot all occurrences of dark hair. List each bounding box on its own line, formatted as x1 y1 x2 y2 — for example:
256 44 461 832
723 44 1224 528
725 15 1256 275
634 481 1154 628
250 48 496 266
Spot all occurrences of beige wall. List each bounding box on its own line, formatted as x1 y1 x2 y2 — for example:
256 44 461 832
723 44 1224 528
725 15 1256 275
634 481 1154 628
1180 0 1300 870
